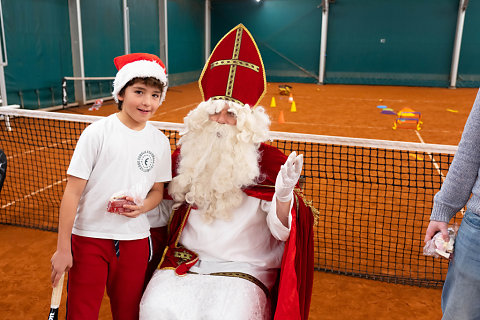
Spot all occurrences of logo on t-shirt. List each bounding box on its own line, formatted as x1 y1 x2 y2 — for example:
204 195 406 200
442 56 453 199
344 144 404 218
137 150 155 172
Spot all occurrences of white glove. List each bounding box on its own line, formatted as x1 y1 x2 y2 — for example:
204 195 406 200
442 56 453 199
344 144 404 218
275 151 303 202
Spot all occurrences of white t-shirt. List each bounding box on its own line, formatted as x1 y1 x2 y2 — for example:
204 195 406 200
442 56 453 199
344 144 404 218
68 114 172 240
179 192 292 290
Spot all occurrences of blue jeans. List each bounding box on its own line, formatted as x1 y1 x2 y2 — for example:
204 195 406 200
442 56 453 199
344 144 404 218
442 209 480 320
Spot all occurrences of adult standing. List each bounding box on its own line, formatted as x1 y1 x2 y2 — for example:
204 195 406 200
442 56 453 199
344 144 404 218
425 89 480 319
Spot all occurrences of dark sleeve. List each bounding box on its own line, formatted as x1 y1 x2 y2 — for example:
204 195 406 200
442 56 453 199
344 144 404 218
0 148 7 192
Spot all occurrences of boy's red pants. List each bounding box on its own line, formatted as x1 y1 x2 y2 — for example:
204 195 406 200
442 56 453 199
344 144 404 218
67 234 149 320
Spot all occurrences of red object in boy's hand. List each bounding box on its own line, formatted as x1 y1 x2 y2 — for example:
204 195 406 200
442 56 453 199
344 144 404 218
107 197 136 213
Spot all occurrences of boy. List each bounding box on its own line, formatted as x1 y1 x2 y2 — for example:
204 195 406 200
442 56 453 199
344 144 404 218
50 53 172 320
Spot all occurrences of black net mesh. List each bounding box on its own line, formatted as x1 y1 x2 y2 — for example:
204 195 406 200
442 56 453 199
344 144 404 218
0 109 461 288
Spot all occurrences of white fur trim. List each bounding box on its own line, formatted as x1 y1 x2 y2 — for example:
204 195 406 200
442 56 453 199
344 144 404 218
112 60 168 104
184 99 270 145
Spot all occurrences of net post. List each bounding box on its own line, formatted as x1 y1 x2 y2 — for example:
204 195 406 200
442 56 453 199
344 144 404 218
50 87 55 107
4 114 10 131
0 104 19 131
34 89 41 109
18 90 24 108
62 77 67 109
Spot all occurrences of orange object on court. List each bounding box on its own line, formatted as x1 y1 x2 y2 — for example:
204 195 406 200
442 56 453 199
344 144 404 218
278 110 285 123
392 107 422 130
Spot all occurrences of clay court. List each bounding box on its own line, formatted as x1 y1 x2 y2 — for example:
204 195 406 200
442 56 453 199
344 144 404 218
1 82 478 319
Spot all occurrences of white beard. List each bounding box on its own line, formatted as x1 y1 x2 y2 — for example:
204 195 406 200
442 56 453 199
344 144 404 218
169 121 261 223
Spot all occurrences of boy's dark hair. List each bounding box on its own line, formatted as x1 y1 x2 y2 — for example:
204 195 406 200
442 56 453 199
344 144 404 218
117 77 165 110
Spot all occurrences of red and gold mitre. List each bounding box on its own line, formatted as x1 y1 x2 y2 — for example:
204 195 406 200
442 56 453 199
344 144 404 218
199 24 266 107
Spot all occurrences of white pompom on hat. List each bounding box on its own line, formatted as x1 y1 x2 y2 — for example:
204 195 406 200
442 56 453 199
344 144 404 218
112 52 168 104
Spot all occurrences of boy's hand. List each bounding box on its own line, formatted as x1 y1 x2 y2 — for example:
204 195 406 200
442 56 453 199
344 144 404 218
51 250 72 287
118 196 144 218
107 197 135 213
118 182 164 218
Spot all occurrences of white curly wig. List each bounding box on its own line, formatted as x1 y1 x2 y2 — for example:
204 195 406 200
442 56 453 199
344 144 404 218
168 99 271 222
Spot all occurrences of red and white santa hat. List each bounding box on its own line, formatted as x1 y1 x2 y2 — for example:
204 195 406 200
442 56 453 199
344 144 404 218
112 52 168 104
199 24 266 108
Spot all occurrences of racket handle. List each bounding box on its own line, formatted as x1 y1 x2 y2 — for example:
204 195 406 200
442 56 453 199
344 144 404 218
50 272 65 308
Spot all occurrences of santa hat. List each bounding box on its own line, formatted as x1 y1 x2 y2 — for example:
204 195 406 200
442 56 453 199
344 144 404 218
112 52 168 104
199 24 266 108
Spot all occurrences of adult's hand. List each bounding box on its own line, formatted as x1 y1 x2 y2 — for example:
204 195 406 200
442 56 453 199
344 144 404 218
424 220 449 242
275 151 303 202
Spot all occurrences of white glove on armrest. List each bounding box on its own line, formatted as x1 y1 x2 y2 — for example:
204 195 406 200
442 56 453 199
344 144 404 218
275 152 303 202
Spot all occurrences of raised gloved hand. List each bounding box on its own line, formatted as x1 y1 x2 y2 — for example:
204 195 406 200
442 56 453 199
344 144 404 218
275 151 303 202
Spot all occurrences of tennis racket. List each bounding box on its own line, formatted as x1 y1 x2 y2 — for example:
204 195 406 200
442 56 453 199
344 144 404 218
48 272 65 320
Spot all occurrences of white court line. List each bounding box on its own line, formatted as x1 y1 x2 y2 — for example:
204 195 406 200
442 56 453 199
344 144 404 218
155 103 199 117
416 130 465 216
6 139 75 160
1 178 67 209
279 121 462 135
415 130 446 182
3 137 73 208
279 121 384 130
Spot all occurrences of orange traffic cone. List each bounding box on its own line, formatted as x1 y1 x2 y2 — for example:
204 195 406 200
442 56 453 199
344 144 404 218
270 96 276 107
288 93 293 103
278 110 285 124
290 100 297 112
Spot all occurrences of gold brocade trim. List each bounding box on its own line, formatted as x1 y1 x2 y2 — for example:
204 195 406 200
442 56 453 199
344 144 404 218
226 27 241 98
157 246 169 270
211 59 260 72
259 184 319 227
211 95 244 106
158 205 193 270
294 187 319 226
173 249 193 263
174 205 192 247
188 271 269 299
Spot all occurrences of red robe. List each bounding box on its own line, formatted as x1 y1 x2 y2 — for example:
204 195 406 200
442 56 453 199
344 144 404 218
158 143 314 320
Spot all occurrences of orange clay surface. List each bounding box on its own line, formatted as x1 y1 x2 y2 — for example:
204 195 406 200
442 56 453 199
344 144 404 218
1 82 478 319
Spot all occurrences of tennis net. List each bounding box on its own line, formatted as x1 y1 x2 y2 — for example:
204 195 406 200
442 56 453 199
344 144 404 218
0 107 461 288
